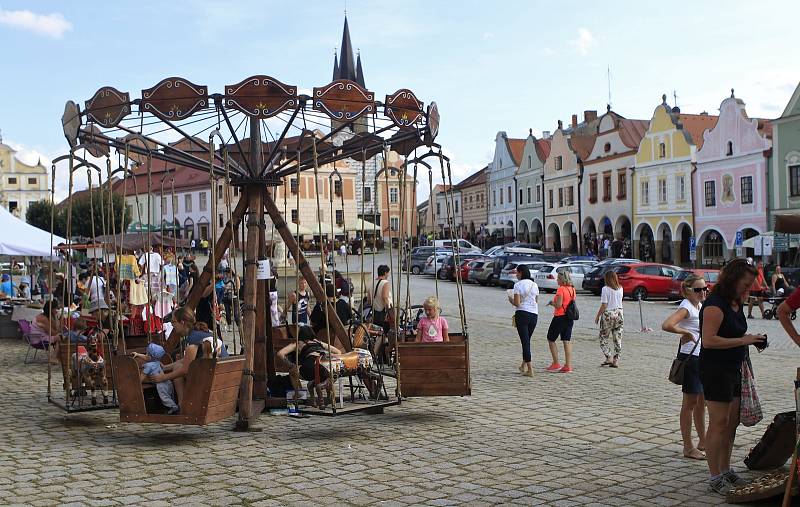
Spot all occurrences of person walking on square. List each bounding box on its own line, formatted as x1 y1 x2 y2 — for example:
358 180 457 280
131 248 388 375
662 274 708 461
545 271 576 373
507 264 539 377
595 271 624 368
699 259 765 494
747 260 768 319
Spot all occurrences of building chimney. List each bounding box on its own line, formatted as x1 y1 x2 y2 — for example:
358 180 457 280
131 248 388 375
571 114 578 128
584 110 597 122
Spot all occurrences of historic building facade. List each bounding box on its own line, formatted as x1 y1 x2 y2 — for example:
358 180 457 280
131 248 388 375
580 108 648 255
455 166 488 243
0 139 50 218
487 132 525 239
769 81 800 228
633 96 717 264
515 131 548 245
694 91 771 265
377 152 417 243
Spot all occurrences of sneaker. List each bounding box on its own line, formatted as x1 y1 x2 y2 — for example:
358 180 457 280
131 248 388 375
724 470 747 487
545 363 562 372
559 366 573 373
709 475 733 495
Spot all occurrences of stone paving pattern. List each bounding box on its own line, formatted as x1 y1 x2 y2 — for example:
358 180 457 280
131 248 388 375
3 269 800 506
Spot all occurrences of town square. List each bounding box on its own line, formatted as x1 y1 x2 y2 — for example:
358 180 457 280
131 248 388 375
2 1 800 505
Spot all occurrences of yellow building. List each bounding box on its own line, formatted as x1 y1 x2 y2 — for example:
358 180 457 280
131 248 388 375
0 138 50 219
633 95 716 265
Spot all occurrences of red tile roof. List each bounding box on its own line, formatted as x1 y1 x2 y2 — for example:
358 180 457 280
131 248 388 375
113 157 211 196
757 119 773 139
535 138 551 162
454 166 488 190
506 138 526 166
678 113 719 149
618 119 650 150
569 134 597 161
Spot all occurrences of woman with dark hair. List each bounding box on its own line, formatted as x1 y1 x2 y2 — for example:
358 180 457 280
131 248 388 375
699 258 766 494
368 265 393 332
507 264 539 376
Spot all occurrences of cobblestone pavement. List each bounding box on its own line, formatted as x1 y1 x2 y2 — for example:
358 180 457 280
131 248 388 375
4 257 800 506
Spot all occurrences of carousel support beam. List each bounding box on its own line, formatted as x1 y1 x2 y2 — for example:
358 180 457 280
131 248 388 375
262 189 276 383
236 116 265 431
262 190 352 351
253 188 269 400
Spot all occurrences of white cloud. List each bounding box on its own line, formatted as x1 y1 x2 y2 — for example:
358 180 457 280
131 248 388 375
482 32 494 41
570 28 596 56
0 8 72 39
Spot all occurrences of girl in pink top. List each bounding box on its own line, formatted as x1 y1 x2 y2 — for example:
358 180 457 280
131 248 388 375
416 296 449 343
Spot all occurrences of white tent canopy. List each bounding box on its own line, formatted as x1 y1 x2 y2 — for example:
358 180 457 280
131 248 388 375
0 205 65 257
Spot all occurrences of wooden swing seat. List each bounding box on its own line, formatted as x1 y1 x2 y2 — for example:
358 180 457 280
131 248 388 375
397 332 471 397
114 355 245 425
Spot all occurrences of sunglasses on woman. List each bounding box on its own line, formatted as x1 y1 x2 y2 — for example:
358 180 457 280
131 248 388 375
691 287 709 293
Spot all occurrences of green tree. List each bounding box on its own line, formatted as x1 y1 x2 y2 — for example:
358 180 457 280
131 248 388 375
25 199 66 237
66 190 130 238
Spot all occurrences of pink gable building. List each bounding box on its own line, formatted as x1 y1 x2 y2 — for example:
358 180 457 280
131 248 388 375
694 91 771 265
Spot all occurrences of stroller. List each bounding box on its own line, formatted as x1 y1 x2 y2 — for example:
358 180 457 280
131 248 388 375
762 287 797 320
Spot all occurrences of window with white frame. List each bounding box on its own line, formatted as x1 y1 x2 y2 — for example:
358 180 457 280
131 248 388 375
390 217 399 231
389 187 398 204
199 192 207 211
640 180 649 205
705 180 716 207
527 187 531 204
676 175 685 201
184 194 192 212
658 178 667 204
741 176 753 204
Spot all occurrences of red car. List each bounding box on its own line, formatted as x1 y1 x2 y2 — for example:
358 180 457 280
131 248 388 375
615 263 681 300
668 269 720 300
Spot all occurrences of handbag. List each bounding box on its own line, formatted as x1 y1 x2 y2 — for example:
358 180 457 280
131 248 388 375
565 287 579 321
668 338 699 385
740 356 764 427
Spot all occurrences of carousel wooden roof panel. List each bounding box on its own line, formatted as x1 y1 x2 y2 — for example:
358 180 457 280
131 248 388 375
224 75 298 118
140 77 209 122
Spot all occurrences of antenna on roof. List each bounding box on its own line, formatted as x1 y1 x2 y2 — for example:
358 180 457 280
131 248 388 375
607 65 612 109
673 90 678 108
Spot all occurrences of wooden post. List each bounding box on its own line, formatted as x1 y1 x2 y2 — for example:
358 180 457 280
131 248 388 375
262 188 276 384
253 189 268 399
781 367 800 506
263 190 352 351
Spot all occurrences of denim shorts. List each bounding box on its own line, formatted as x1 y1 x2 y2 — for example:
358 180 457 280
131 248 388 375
676 353 702 395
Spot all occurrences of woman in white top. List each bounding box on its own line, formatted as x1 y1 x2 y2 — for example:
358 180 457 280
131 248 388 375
507 264 539 377
661 274 708 460
594 271 624 368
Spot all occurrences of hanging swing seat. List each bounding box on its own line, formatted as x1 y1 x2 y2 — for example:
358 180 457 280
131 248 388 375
397 333 471 397
114 355 245 425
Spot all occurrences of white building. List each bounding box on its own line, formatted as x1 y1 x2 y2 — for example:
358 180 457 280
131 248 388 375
515 130 549 245
487 132 525 240
0 139 50 218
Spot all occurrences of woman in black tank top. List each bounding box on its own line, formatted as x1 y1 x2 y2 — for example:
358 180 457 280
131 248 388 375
698 259 766 494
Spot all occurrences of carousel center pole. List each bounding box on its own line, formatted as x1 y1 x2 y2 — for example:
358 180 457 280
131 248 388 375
236 117 264 430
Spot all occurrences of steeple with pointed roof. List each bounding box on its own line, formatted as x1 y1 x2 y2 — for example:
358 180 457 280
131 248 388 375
330 16 367 134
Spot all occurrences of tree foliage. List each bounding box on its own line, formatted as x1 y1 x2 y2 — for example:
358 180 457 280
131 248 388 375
25 191 130 239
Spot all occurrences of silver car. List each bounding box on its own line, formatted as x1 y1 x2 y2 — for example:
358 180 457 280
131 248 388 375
472 259 499 286
499 261 551 288
423 253 448 277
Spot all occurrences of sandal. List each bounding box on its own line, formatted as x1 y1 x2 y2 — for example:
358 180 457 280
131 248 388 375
683 448 706 460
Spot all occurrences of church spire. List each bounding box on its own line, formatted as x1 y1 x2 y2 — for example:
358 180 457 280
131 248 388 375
355 50 365 87
332 49 339 81
335 16 358 82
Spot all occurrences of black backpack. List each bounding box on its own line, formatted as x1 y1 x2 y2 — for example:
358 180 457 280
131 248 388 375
565 287 579 321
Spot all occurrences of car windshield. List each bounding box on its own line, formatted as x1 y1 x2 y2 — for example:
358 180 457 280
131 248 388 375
504 263 517 271
705 272 719 282
675 271 691 280
614 266 631 274
539 266 554 273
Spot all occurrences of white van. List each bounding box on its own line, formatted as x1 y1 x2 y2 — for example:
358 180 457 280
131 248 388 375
432 239 482 254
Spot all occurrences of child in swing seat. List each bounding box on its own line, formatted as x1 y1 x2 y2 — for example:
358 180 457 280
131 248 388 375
416 296 449 343
132 343 179 415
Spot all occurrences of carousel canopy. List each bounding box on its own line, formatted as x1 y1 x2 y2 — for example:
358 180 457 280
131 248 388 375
0 205 65 257
95 232 190 251
344 218 378 231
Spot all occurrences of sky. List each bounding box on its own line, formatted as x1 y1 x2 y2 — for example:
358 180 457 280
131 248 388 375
0 0 798 202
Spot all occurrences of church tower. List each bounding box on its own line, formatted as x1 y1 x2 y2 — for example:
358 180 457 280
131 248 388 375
330 16 376 220
330 16 368 134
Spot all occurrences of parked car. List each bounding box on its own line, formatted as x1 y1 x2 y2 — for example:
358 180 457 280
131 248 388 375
423 253 450 277
582 264 629 295
488 252 543 282
432 239 482 254
483 245 543 257
561 255 600 263
535 263 593 292
402 246 448 275
444 253 489 281
596 257 642 266
615 263 681 300
498 261 551 288
540 252 571 263
469 259 494 285
668 269 720 300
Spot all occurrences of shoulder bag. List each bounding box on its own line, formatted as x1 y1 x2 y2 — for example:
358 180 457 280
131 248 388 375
740 356 764 426
565 287 579 321
668 338 699 385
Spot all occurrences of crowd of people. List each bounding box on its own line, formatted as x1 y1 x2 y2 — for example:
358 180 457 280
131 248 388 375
505 255 789 496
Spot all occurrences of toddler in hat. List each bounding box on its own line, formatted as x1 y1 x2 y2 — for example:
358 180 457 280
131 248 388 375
133 343 179 414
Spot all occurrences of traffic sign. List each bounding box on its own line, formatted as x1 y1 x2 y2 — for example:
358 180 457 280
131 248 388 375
735 231 743 247
774 234 789 253
688 236 697 261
